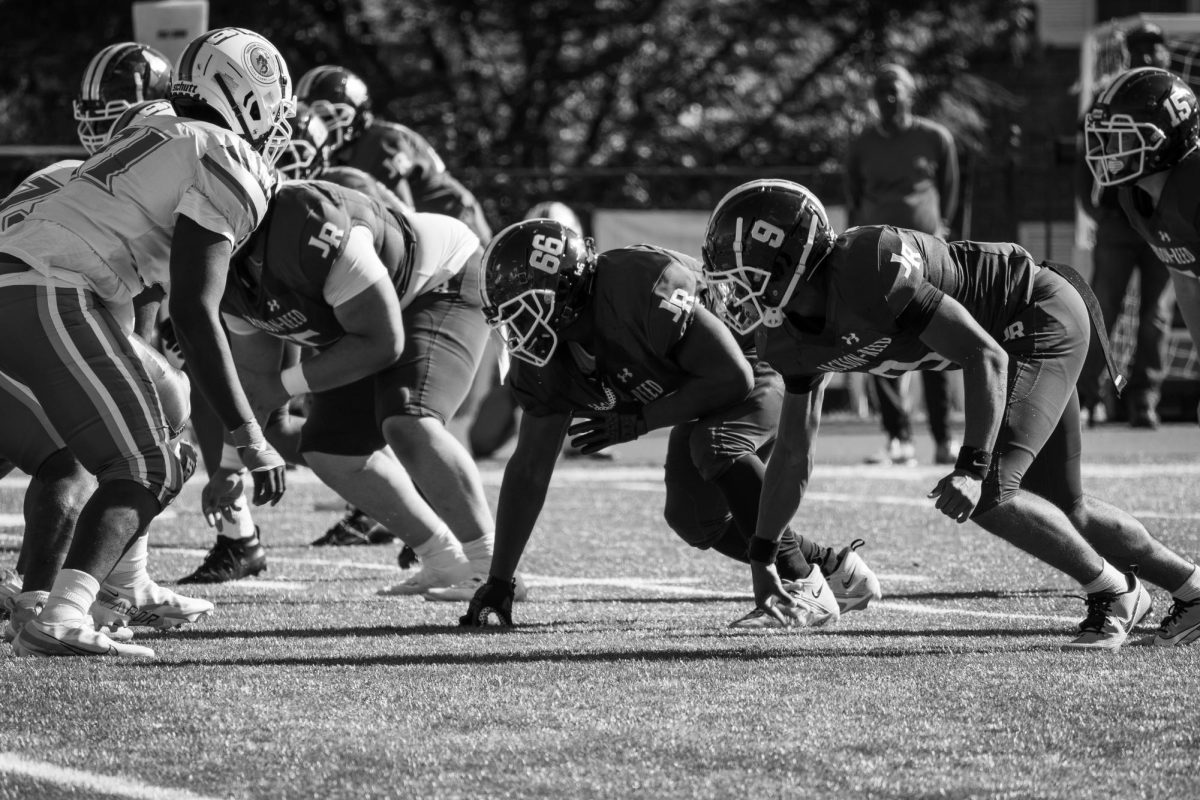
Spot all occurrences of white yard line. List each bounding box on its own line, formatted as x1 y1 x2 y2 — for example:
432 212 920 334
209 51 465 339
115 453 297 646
0 752 225 800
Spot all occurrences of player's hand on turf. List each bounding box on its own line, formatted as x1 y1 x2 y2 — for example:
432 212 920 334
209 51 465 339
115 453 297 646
459 576 516 628
201 466 246 530
927 471 982 523
750 560 799 627
231 420 287 506
567 409 647 455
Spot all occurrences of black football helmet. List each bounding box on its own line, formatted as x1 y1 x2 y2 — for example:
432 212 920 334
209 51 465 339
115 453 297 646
74 42 173 154
701 179 834 334
295 65 372 150
1085 67 1200 186
480 218 597 367
275 102 332 179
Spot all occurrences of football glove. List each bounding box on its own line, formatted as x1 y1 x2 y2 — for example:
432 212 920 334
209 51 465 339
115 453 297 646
567 409 647 455
459 576 516 627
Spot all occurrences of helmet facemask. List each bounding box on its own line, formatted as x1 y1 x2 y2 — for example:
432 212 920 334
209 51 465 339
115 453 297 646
485 289 561 368
74 99 133 155
1085 114 1165 186
308 100 359 150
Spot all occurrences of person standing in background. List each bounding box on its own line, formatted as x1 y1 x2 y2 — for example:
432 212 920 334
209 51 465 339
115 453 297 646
845 63 960 465
1076 23 1175 429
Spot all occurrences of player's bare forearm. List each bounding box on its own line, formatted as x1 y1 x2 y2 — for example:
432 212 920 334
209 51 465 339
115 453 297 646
756 387 822 543
172 302 255 431
490 412 568 579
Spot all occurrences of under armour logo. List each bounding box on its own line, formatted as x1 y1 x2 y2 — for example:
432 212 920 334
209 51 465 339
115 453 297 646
617 368 633 383
1003 321 1025 342
842 333 859 346
268 299 280 312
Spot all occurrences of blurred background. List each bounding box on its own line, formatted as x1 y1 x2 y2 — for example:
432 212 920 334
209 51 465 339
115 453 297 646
1 0 1198 419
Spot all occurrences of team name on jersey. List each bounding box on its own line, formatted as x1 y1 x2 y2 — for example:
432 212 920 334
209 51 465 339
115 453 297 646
1150 242 1196 265
244 309 311 337
820 337 893 371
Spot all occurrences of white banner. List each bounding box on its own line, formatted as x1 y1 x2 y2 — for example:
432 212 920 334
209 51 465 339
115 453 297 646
132 0 209 67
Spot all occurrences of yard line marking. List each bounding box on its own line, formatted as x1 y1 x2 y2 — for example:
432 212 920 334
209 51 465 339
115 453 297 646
0 752 225 800
226 579 309 591
872 600 1081 624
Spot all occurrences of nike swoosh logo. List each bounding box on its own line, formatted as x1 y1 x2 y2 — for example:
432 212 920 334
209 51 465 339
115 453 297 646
841 569 857 590
811 584 823 599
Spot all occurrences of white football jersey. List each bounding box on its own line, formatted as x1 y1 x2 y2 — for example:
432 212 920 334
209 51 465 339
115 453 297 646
0 160 80 232
0 116 275 306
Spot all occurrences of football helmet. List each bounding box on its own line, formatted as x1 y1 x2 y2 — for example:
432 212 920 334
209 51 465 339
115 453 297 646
170 28 296 165
295 66 372 150
480 218 596 367
73 42 173 155
275 102 331 179
1085 67 1200 186
524 201 583 235
701 179 834 334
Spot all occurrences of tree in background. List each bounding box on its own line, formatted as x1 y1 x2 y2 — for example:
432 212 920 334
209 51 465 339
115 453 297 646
0 1 1035 228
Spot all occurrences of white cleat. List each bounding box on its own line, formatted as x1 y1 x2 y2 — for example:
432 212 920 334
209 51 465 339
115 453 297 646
1063 571 1153 652
377 560 473 596
423 573 530 603
823 539 882 613
13 617 155 658
729 570 840 630
93 581 214 630
5 592 135 643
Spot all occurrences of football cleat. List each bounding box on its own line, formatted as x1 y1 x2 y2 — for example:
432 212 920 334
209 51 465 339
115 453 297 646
3 592 46 643
864 438 917 467
93 582 214 630
1147 596 1200 647
312 507 396 546
179 535 267 584
377 561 473 596
1063 571 1153 651
422 572 530 603
821 539 882 613
729 570 840 629
13 618 155 658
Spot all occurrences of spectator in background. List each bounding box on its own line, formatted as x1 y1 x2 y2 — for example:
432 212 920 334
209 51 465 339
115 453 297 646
1076 22 1175 429
845 63 960 465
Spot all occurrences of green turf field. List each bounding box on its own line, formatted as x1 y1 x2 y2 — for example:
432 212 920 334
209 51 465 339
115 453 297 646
1 423 1198 799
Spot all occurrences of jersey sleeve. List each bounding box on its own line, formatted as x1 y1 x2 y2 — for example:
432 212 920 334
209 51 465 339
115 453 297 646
325 224 390 307
177 136 275 245
873 227 945 332
644 253 703 356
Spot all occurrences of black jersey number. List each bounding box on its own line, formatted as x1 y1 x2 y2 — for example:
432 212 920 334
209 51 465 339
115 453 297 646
79 126 171 194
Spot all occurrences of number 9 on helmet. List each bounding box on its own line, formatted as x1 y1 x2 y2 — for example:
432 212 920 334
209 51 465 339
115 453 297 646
480 218 597 367
702 179 834 335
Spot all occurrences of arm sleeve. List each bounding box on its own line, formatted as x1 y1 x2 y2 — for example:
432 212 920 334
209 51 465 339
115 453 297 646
324 225 390 307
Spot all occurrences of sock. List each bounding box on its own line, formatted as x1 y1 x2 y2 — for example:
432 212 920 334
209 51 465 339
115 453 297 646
39 569 100 625
775 529 813 580
15 590 49 611
104 534 153 595
1081 561 1126 595
412 526 465 572
1171 565 1200 602
460 534 494 572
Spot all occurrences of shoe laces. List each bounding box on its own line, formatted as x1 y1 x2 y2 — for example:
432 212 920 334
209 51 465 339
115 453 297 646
1077 590 1117 633
1159 596 1200 630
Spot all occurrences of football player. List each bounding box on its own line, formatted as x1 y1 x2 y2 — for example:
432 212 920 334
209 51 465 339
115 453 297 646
459 219 878 628
218 174 508 599
0 85 212 638
702 179 1200 650
0 27 294 658
1082 67 1200 646
296 65 496 546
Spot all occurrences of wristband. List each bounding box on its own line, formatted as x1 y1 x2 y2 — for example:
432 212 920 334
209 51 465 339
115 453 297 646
280 363 311 396
954 445 993 480
230 419 266 450
747 536 780 564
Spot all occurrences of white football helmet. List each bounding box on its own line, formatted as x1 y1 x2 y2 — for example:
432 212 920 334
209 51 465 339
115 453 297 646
170 27 296 165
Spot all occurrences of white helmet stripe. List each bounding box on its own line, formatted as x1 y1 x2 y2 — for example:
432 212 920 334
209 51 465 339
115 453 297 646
1097 67 1156 106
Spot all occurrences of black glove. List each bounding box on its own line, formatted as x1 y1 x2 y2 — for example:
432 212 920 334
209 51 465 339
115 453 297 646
567 409 647 455
459 575 516 627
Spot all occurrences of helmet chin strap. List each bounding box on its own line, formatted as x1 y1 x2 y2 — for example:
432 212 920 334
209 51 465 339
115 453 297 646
761 214 819 327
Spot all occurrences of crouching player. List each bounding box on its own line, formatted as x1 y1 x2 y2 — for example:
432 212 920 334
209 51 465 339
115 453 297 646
460 219 878 628
218 175 503 598
702 179 1200 649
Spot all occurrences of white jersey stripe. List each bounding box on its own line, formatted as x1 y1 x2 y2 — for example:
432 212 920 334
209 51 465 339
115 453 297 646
201 154 263 230
0 370 65 450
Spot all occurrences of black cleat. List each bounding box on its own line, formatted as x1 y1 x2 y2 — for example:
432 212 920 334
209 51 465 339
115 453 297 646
179 535 267 584
398 545 420 569
311 506 396 546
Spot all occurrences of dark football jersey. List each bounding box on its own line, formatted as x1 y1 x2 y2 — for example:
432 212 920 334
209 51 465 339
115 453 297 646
1119 149 1200 276
222 180 415 348
331 119 479 218
511 245 706 417
759 226 1038 393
